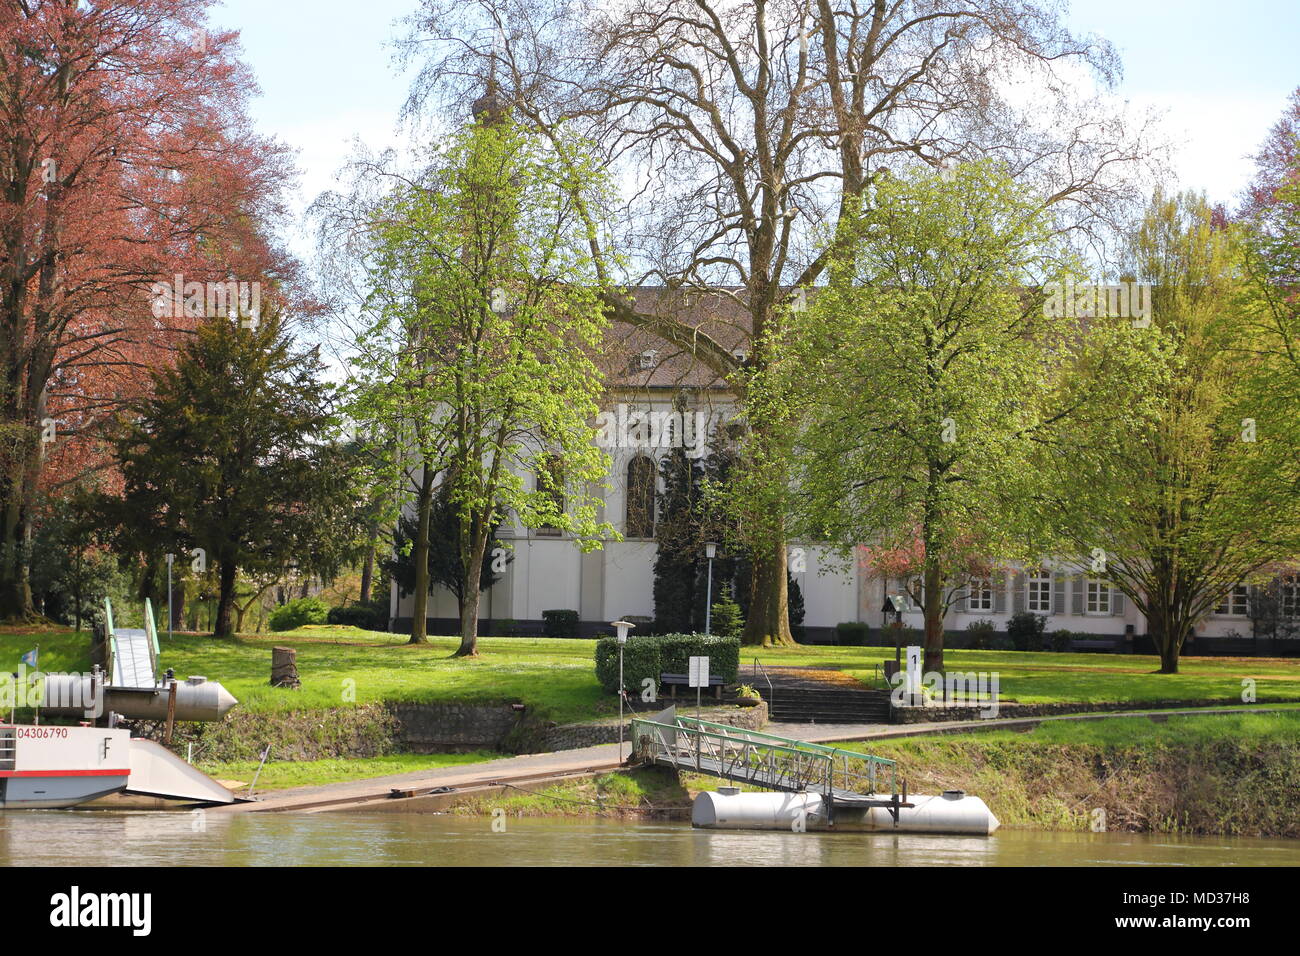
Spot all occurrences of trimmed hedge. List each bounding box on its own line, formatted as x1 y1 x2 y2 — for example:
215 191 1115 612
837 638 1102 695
1007 611 1046 651
269 596 330 632
1049 628 1073 652
835 621 871 646
595 633 741 694
542 608 580 638
327 602 387 631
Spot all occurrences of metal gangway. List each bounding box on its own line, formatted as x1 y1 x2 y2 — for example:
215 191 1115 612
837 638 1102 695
104 597 161 690
629 708 910 823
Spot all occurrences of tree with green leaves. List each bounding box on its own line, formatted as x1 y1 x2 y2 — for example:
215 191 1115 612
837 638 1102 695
347 116 614 655
764 161 1156 672
652 441 704 634
99 313 364 639
1054 190 1300 673
386 480 511 616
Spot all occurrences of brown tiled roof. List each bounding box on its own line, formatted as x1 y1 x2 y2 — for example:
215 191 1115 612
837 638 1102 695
597 286 754 393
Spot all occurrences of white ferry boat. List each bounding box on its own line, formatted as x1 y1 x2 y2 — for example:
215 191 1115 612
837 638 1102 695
0 724 233 809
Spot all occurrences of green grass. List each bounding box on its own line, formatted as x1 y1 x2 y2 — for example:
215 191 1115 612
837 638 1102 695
0 625 606 724
846 708 1300 755
3 625 1299 727
198 751 501 791
831 710 1300 836
746 643 1300 705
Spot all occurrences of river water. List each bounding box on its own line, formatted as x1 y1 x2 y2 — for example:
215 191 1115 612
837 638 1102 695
2 811 1298 866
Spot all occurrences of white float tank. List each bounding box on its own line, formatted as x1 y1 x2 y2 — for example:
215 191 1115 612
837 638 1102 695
39 675 237 722
692 789 828 830
692 788 999 835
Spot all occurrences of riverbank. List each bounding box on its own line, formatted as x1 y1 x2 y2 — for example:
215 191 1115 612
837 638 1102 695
7 627 1300 724
445 711 1300 839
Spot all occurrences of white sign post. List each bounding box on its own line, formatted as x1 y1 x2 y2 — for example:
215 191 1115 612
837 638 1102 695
689 655 710 722
905 645 922 706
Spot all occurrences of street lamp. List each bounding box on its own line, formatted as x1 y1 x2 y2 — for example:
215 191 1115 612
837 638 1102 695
165 552 175 641
611 620 635 762
704 543 718 635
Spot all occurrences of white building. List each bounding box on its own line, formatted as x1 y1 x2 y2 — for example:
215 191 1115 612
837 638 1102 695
390 288 1283 653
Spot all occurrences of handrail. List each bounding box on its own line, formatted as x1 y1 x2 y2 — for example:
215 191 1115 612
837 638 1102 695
630 713 899 798
674 714 897 768
103 598 116 682
144 598 160 686
751 656 774 714
630 717 832 764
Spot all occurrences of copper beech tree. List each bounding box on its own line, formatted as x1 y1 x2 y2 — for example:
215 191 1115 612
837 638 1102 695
0 0 298 620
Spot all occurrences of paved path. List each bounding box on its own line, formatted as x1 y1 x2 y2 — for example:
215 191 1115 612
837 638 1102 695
218 704 1291 813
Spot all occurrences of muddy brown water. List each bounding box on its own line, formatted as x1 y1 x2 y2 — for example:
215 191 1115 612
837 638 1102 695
2 811 1297 866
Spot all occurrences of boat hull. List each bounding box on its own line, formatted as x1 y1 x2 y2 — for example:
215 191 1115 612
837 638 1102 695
0 724 133 809
0 773 130 809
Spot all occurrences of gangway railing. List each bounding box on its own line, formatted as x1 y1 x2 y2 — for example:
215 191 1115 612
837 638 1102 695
751 657 774 714
629 712 902 820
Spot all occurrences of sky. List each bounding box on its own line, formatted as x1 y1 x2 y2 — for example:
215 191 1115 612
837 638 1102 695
209 0 1300 261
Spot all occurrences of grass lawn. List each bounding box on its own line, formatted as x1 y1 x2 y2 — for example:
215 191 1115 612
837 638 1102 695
3 624 1299 726
199 751 502 792
746 643 1300 705
845 708 1300 757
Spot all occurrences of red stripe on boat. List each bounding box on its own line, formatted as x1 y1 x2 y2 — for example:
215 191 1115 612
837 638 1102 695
0 769 129 778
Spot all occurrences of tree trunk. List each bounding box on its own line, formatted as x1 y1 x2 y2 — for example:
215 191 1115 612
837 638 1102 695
213 561 238 638
455 587 481 658
743 537 793 646
409 465 435 644
1158 640 1180 674
454 525 489 657
171 580 185 633
922 562 945 674
359 534 376 604
0 440 37 621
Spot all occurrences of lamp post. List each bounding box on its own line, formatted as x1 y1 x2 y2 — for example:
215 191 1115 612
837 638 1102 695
611 620 634 762
704 543 717 635
165 552 174 641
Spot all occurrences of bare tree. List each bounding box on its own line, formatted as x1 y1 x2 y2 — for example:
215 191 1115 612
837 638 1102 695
400 0 1160 645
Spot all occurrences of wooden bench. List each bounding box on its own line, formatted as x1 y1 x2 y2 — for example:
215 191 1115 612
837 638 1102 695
660 673 725 700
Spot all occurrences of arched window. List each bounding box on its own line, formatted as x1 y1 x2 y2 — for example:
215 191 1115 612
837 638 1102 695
626 456 656 538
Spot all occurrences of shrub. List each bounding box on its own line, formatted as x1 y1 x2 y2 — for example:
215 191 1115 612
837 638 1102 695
965 619 996 650
1007 611 1046 651
542 609 580 638
269 596 330 632
709 585 744 640
989 633 1015 651
835 621 871 646
327 602 387 631
594 633 741 695
788 576 806 641
1049 628 1073 652
595 636 663 694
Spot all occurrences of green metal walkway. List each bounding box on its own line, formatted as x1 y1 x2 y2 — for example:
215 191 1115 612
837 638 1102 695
629 708 911 821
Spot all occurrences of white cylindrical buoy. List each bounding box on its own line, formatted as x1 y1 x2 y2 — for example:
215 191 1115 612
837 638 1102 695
40 675 238 722
691 789 999 834
861 791 1000 834
692 790 829 830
